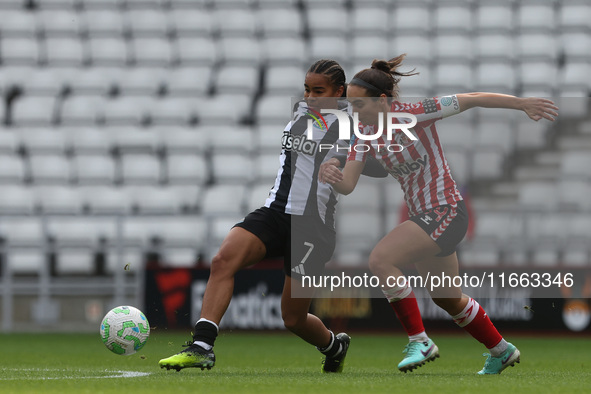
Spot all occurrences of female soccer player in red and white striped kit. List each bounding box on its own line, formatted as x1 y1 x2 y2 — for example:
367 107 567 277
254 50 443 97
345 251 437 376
319 55 558 374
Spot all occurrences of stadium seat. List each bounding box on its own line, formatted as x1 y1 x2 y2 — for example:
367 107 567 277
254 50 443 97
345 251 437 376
4 249 46 276
168 9 214 38
0 10 37 38
518 182 559 210
0 129 20 154
474 62 517 93
87 37 130 66
252 153 280 185
255 123 285 152
517 33 558 62
517 4 556 33
475 33 515 62
28 154 72 185
443 149 470 183
197 94 251 125
206 125 255 153
258 8 303 38
20 68 69 97
434 5 472 35
130 38 174 67
474 120 515 154
119 153 162 185
515 118 548 149
338 178 382 214
433 34 473 64
34 0 79 9
165 66 212 97
350 6 388 36
54 249 97 275
244 182 273 213
0 185 36 215
80 185 133 214
125 9 169 38
211 152 254 184
109 127 158 153
1 217 46 247
335 211 382 265
351 36 389 65
128 185 185 214
436 120 474 151
519 62 558 93
391 5 431 35
262 37 307 67
433 63 473 93
309 36 348 66
33 185 83 215
12 95 58 127
215 9 258 38
391 34 432 66
0 37 41 65
175 37 218 66
149 97 197 126
559 3 591 33
219 37 262 66
37 9 81 37
46 216 105 249
81 9 126 38
68 67 119 96
19 128 67 155
264 65 305 96
0 154 27 184
475 5 514 34
558 180 591 211
307 7 348 37
116 67 167 97
72 154 117 185
255 95 293 125
60 96 105 126
156 127 206 154
471 149 504 180
102 96 152 126
215 65 259 95
560 152 591 180
561 34 591 63
201 184 246 215
165 153 208 185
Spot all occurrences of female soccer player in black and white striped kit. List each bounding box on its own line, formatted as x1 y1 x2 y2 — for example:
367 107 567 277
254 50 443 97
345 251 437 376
159 59 385 373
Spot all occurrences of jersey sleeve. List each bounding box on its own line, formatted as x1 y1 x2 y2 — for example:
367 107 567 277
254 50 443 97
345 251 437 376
347 125 374 163
393 95 461 125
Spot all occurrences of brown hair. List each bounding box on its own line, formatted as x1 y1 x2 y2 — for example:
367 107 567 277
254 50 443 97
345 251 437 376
350 54 418 100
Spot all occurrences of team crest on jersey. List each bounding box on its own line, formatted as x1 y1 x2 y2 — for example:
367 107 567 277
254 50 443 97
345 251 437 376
393 128 417 148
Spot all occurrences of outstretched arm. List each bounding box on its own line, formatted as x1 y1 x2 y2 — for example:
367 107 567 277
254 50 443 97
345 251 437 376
456 93 559 121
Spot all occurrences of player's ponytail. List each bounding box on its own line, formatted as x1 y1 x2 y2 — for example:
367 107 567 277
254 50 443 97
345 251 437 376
351 54 418 100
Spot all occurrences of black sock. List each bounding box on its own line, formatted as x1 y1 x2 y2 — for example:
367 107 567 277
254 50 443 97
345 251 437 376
318 331 342 357
193 320 218 348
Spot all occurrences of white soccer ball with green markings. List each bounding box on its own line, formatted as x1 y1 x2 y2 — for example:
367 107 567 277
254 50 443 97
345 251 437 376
100 306 150 355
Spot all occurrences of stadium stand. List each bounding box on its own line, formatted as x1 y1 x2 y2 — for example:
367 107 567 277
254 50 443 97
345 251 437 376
0 0 589 331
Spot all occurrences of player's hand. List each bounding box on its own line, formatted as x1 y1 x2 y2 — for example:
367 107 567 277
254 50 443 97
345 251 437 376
521 97 559 122
319 158 343 185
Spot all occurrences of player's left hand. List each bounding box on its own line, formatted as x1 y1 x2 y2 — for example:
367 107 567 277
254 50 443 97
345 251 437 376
522 97 559 121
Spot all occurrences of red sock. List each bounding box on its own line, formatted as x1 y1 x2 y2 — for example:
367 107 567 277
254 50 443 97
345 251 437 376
390 292 425 336
453 298 502 349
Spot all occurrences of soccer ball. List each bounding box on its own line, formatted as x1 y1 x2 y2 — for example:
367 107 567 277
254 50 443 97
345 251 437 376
100 306 150 355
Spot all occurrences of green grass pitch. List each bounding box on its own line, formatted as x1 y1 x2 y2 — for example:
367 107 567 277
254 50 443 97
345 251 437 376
0 331 589 394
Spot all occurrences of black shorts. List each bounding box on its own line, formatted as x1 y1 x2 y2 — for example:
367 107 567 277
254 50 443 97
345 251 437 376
409 200 468 257
233 207 336 278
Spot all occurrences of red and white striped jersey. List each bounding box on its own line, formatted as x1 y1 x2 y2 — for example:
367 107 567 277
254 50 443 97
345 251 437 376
348 95 463 216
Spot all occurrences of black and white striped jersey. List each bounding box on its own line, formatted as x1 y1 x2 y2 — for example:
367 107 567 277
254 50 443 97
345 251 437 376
264 100 351 228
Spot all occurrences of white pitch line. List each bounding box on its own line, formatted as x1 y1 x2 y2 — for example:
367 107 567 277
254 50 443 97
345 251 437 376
0 369 151 380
